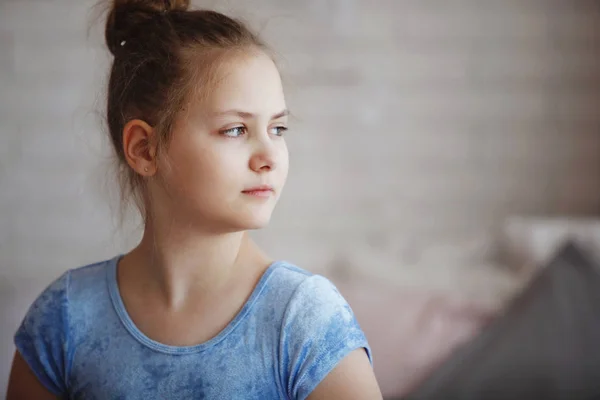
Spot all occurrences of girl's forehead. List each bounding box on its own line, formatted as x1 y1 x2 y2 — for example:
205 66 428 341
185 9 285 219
190 53 285 116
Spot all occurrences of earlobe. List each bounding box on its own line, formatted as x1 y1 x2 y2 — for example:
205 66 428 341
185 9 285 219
122 119 158 176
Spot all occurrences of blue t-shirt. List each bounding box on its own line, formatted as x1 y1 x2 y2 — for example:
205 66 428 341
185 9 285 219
14 255 372 399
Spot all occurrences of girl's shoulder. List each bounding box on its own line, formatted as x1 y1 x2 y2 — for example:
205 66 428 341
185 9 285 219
18 255 118 321
266 260 350 307
261 261 373 400
13 255 119 396
260 260 349 312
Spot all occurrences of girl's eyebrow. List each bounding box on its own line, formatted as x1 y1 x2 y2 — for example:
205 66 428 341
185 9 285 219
212 109 289 120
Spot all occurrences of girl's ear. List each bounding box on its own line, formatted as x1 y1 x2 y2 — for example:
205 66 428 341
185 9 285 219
122 119 158 176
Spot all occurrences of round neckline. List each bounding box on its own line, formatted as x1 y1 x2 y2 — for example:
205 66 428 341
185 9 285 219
106 254 283 355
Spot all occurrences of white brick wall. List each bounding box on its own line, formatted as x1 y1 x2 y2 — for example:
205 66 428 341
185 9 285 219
1 0 599 393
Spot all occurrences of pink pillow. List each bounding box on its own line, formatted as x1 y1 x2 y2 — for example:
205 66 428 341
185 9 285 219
334 279 493 398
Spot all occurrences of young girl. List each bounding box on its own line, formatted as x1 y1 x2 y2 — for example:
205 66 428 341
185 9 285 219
6 1 382 399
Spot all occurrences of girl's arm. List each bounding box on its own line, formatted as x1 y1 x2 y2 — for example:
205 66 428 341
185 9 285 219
6 351 61 400
307 349 383 400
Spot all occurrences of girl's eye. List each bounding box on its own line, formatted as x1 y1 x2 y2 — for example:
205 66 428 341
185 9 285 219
221 126 246 138
270 126 288 137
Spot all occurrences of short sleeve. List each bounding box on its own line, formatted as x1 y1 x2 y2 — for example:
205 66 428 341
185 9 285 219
280 275 373 400
14 271 71 396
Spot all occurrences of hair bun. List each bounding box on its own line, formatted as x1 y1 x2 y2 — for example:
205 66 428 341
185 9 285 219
112 0 190 13
143 0 190 12
105 0 191 56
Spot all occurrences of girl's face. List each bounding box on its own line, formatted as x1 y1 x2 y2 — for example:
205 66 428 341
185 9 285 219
153 51 289 233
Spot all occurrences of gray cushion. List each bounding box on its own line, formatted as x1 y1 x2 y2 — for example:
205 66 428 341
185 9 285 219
405 241 600 400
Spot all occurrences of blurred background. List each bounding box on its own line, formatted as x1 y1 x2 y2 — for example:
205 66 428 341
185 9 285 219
1 0 599 398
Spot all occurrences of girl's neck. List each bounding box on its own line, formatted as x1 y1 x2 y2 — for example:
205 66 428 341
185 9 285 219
122 217 268 309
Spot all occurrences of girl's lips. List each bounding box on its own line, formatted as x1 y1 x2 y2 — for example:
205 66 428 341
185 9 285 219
242 190 273 198
242 186 274 197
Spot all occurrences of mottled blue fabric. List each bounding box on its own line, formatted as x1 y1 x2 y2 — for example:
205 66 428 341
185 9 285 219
14 255 372 399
